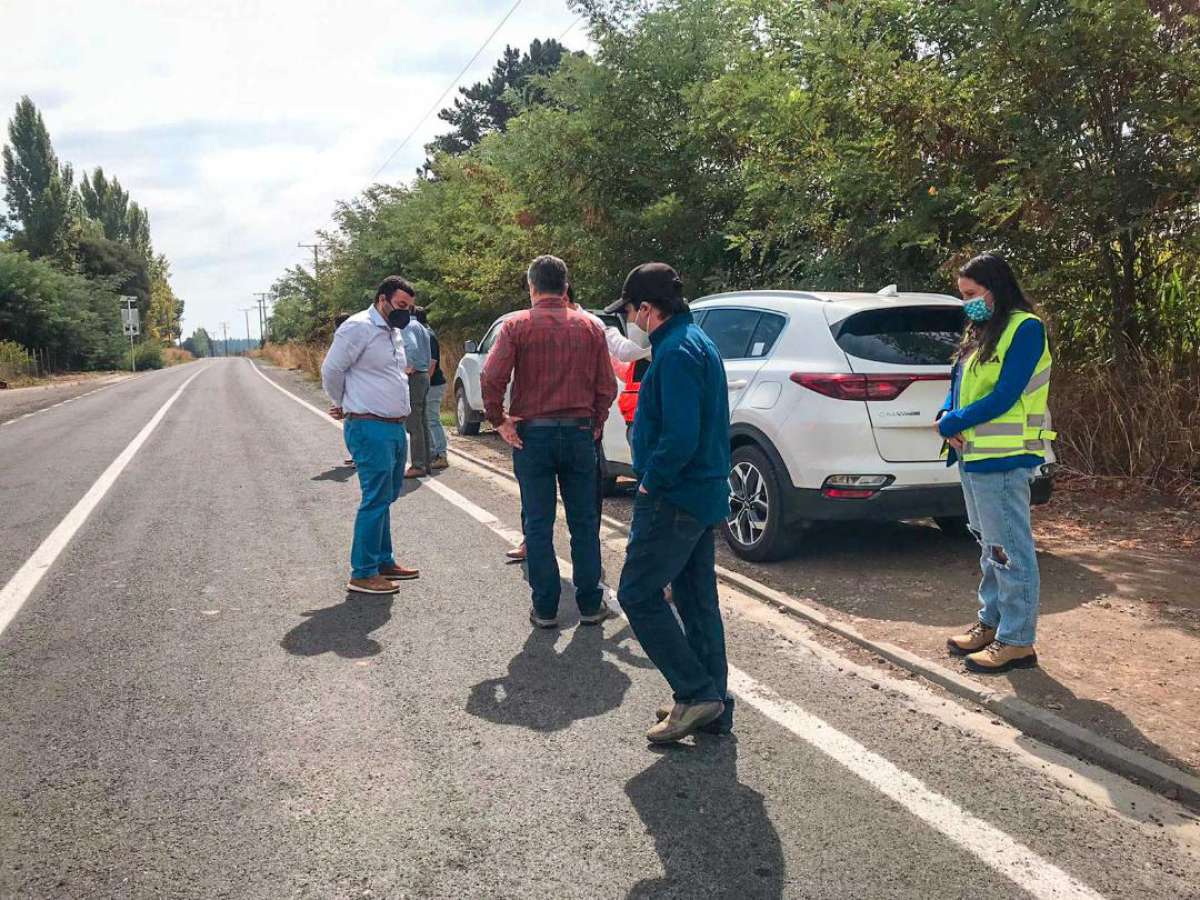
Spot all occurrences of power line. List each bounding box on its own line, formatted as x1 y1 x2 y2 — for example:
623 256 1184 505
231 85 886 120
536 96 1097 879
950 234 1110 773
558 15 582 41
367 0 525 182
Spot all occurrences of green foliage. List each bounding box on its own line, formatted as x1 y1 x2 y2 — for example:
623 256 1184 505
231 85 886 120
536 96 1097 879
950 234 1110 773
0 248 126 370
182 327 212 358
132 340 163 370
0 97 179 371
270 0 1200 370
0 339 36 381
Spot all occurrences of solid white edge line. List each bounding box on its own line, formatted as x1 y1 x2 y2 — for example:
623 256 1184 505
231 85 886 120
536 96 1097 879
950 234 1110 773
250 357 1105 900
0 366 208 637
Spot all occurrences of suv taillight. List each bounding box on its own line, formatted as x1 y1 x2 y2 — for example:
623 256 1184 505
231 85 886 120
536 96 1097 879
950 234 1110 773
790 372 947 401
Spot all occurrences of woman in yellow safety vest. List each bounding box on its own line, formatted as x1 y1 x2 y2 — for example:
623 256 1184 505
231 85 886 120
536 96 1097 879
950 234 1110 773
936 253 1054 674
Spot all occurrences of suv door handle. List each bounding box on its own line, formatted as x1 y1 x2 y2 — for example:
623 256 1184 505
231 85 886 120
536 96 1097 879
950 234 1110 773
728 379 749 390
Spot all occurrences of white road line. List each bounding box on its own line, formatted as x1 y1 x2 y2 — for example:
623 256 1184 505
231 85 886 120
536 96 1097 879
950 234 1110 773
0 378 134 428
251 357 1105 900
0 367 207 637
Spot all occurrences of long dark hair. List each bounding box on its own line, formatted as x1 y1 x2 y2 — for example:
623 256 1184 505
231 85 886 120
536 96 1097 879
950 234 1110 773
956 252 1034 365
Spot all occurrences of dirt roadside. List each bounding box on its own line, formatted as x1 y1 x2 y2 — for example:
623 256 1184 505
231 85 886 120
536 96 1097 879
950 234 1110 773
0 372 136 424
454 428 1200 781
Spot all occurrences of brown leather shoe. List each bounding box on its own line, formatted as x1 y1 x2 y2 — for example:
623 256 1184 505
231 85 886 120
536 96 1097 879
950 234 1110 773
404 467 426 479
965 640 1038 673
947 621 997 656
347 575 399 595
506 542 527 562
379 563 419 581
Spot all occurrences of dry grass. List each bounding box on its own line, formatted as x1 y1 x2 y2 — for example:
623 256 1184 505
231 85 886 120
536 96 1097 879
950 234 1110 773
254 342 327 379
1052 358 1200 503
161 346 195 367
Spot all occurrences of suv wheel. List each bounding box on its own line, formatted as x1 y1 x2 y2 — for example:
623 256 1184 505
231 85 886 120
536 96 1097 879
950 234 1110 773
455 384 480 436
722 445 796 562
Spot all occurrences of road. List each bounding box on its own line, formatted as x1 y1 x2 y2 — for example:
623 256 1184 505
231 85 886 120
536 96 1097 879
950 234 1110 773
0 358 1196 899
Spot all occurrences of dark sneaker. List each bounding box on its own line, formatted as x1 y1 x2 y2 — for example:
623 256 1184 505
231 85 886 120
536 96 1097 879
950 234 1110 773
947 621 997 656
347 575 399 595
966 640 1038 673
579 604 616 626
379 563 419 581
646 701 725 744
655 701 732 735
529 608 558 629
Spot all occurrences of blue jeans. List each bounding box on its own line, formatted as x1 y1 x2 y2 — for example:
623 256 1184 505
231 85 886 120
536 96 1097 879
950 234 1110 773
513 424 603 618
343 418 408 580
960 467 1040 645
618 493 729 712
426 383 447 457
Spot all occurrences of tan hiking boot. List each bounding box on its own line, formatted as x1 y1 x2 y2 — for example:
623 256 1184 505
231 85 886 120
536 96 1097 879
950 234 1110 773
379 563 419 581
347 575 399 595
430 456 449 470
655 702 731 735
965 640 1038 674
947 621 997 656
646 700 725 744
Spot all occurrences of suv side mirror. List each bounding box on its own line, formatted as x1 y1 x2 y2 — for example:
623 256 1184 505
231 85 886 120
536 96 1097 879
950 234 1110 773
464 340 478 354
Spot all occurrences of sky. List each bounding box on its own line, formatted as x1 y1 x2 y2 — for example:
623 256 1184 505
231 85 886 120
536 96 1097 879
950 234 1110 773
0 0 590 341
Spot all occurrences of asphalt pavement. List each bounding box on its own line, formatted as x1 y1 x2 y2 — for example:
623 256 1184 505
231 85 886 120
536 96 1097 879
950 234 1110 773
0 358 1196 899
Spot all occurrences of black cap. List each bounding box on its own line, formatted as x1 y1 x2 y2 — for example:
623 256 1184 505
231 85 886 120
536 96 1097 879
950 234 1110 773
603 262 682 314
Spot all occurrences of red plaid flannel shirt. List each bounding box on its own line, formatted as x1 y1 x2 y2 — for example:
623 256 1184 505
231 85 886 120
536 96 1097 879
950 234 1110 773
481 299 617 431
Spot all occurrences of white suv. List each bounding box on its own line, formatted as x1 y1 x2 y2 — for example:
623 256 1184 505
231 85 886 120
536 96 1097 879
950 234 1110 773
678 287 1053 560
455 291 1053 562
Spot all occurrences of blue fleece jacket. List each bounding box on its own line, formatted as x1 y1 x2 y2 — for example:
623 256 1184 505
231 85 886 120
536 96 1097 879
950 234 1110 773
938 318 1045 472
631 311 732 525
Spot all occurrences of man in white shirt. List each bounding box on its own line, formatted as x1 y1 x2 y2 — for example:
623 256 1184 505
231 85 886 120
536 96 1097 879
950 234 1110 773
321 275 421 595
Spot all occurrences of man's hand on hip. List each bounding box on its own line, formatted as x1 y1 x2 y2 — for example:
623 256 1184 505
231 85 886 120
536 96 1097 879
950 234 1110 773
498 416 524 449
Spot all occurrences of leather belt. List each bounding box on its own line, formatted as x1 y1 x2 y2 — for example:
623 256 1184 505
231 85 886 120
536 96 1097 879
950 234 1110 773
345 412 407 424
523 417 592 428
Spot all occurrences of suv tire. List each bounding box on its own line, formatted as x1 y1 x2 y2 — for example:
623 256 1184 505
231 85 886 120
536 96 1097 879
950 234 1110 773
455 384 481 436
722 445 796 562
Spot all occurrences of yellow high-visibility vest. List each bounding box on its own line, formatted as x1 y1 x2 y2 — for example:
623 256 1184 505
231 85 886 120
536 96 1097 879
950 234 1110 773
959 311 1056 463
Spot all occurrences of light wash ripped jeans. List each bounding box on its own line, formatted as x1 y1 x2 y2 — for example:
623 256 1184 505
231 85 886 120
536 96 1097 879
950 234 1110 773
959 466 1041 646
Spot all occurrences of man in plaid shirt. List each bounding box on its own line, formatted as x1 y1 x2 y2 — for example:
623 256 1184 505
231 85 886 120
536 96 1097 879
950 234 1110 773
482 255 618 629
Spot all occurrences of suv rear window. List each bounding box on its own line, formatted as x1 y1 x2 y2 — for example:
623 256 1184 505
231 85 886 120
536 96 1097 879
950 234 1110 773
832 306 965 366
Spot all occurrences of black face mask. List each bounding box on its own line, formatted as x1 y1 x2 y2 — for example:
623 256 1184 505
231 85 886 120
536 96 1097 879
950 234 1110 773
386 306 411 330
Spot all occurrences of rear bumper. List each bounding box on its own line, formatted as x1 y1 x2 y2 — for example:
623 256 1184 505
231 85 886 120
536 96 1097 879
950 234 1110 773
781 483 965 523
781 474 1053 524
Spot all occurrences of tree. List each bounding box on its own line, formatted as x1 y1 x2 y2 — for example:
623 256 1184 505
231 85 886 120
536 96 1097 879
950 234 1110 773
146 254 182 344
182 327 212 358
79 167 153 257
1 97 79 262
423 39 571 165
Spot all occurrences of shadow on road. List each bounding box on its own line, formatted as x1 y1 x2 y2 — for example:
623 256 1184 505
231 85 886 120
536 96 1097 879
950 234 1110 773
625 739 784 899
280 595 393 659
465 624 638 732
310 465 357 483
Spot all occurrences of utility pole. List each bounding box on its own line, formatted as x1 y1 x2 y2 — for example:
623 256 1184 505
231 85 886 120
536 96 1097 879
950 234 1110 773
240 307 255 353
220 321 230 358
254 292 270 347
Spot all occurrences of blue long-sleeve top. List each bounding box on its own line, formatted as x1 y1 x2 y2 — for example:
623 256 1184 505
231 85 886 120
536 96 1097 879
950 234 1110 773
938 318 1045 472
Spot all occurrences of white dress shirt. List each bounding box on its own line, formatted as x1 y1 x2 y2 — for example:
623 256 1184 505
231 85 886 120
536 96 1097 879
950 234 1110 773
581 309 651 362
321 305 411 419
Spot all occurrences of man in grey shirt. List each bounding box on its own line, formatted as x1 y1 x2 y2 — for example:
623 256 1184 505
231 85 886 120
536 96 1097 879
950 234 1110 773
321 275 421 595
399 297 434 478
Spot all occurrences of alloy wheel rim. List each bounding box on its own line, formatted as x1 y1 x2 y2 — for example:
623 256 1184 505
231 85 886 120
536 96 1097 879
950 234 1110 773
727 461 768 547
457 392 467 429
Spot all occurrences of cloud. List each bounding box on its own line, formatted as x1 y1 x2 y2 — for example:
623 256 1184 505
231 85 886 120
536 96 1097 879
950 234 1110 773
1 0 589 338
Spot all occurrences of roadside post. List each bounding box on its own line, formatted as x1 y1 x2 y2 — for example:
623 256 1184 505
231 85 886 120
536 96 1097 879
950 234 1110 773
119 296 140 372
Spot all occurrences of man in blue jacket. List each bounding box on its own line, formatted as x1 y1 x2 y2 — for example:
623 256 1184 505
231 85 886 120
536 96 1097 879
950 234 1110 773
607 263 733 743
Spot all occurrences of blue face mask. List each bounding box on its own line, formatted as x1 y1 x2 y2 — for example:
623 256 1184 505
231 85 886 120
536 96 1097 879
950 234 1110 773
963 296 992 322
